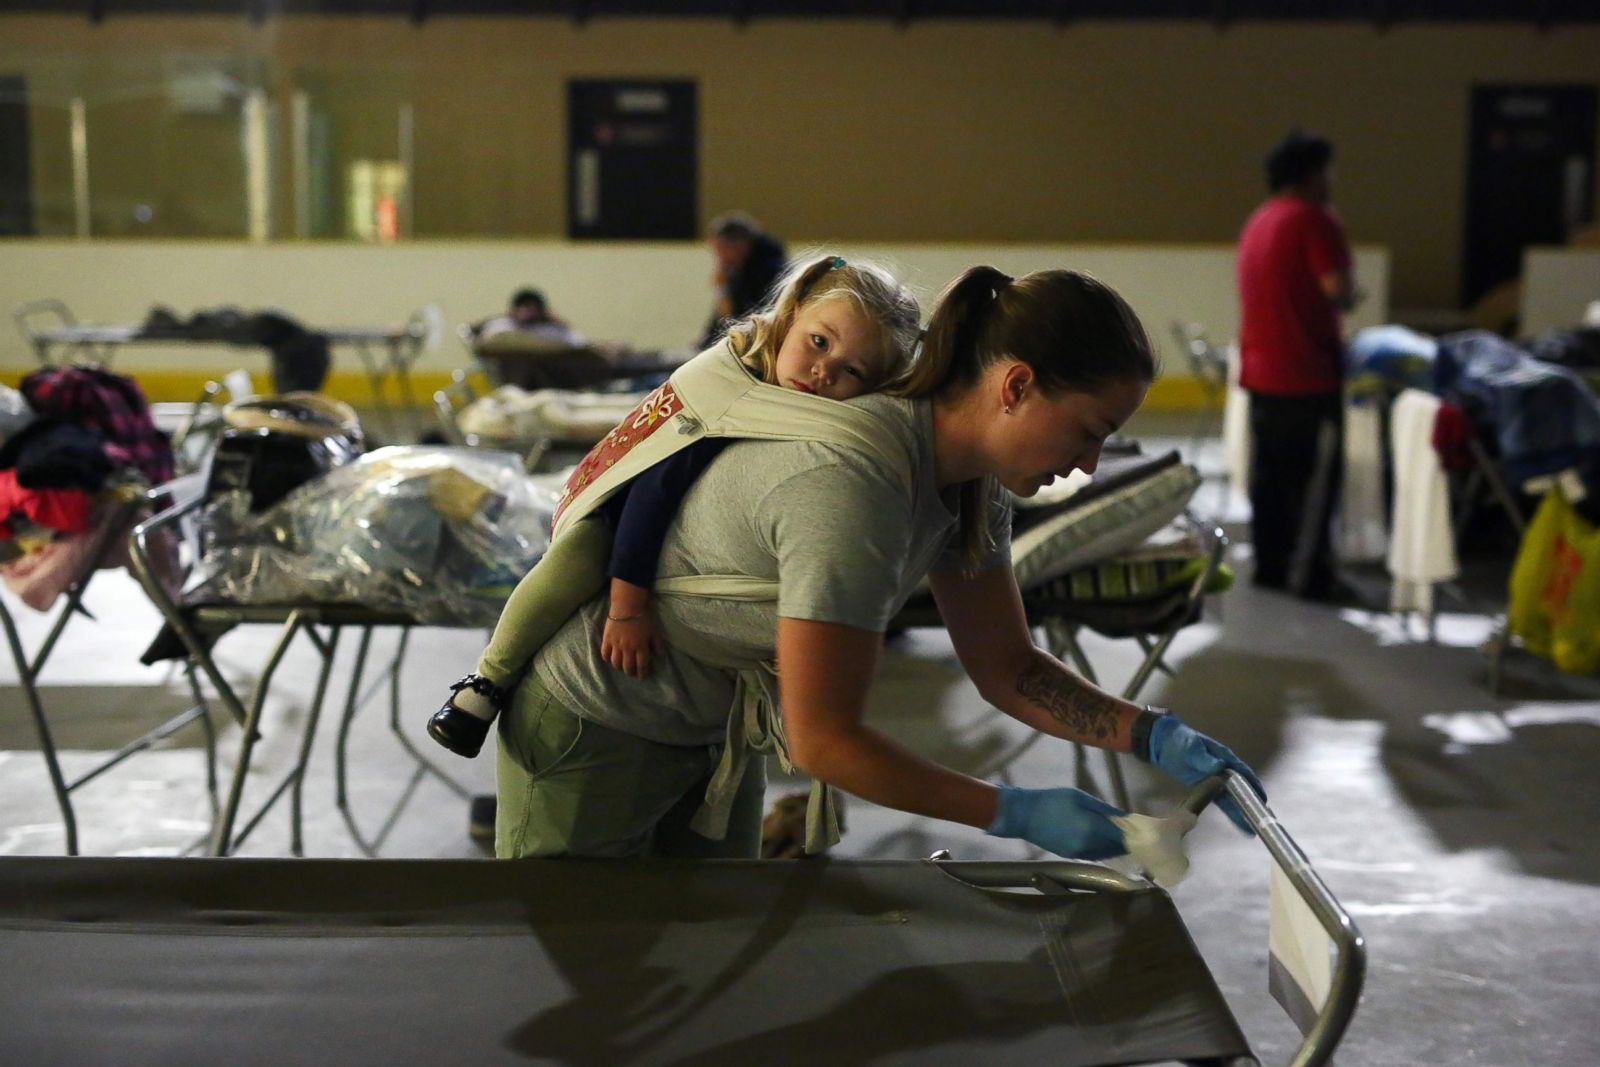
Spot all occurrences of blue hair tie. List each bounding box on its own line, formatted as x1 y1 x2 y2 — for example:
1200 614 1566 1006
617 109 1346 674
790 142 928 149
830 256 846 269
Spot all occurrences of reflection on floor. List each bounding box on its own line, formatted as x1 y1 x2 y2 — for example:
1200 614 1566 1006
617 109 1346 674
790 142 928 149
2 424 1598 1066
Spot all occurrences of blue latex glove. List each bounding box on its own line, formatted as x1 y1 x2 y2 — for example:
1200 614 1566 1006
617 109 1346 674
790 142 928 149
985 785 1127 860
1146 714 1266 835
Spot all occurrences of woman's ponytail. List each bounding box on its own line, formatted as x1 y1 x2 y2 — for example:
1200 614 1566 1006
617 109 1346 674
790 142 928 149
893 265 1012 400
892 266 1012 572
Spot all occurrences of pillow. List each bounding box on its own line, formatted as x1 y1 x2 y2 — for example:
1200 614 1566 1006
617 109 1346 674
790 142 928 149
1013 449 1179 520
1026 535 1234 604
1019 468 1092 510
1010 462 1201 589
458 386 644 445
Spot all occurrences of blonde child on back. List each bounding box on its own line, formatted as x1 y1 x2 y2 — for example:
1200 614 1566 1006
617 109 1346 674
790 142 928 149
428 254 922 758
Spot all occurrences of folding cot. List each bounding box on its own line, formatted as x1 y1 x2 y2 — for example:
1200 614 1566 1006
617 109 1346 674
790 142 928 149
0 773 1365 1067
433 370 649 471
1348 326 1600 682
15 299 430 441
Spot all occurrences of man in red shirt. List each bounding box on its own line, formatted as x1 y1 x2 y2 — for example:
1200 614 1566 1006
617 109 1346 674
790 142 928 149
1237 131 1358 601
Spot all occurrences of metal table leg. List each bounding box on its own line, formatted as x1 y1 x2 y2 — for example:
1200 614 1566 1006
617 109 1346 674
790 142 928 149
289 625 341 857
333 625 471 856
0 596 77 855
334 625 376 811
211 610 307 856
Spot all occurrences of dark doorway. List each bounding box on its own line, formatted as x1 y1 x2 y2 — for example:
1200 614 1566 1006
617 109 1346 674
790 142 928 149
567 79 697 240
0 76 34 236
1462 85 1596 309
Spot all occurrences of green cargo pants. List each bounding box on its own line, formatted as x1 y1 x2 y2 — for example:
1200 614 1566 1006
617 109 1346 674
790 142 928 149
495 670 766 859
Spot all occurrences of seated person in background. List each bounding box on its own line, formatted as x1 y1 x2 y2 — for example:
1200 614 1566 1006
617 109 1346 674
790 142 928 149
700 213 788 349
479 288 586 347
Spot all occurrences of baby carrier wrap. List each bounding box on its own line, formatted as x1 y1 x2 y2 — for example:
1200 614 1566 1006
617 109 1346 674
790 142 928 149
552 343 915 853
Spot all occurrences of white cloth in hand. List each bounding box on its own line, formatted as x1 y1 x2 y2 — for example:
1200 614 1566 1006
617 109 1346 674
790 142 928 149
1111 809 1199 888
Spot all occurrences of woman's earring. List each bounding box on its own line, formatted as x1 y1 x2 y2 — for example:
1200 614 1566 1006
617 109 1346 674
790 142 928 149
1003 404 1013 415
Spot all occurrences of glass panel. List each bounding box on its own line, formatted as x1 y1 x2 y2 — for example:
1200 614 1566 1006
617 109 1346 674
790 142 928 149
82 54 254 238
289 71 406 240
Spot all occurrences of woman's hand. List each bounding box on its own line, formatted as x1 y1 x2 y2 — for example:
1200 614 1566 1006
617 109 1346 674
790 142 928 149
1140 712 1265 835
985 785 1127 860
601 614 667 678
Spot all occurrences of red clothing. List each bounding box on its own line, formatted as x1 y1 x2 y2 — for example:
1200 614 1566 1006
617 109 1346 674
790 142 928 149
0 468 94 539
1237 195 1351 395
1431 400 1476 472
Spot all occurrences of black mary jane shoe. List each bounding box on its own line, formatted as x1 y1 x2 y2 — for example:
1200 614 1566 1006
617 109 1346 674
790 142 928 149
427 674 508 758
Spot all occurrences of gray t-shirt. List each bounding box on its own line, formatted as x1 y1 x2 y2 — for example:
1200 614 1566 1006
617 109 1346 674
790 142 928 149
531 393 1012 747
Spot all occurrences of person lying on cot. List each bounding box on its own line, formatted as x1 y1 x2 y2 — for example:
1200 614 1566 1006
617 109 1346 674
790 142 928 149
478 261 1264 863
429 255 921 758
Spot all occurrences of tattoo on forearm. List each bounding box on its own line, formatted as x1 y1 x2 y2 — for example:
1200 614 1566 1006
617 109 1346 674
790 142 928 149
1015 660 1118 741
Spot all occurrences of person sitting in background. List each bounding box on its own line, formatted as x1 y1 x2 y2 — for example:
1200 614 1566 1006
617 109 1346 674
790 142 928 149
480 288 585 347
700 213 788 349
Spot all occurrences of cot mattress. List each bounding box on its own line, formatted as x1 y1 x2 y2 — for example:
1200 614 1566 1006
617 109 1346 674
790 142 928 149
1010 451 1201 590
458 385 643 445
0 856 1251 1067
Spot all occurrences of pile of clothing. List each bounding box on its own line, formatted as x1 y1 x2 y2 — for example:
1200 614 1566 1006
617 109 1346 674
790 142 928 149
1347 324 1600 520
140 305 331 394
0 366 174 610
1435 330 1600 516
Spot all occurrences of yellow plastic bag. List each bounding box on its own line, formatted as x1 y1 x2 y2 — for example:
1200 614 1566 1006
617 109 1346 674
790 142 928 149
1508 488 1600 674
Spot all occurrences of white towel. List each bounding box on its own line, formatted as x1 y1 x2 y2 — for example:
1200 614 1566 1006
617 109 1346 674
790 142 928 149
1339 399 1388 563
1222 342 1251 505
1112 809 1199 888
1387 389 1458 614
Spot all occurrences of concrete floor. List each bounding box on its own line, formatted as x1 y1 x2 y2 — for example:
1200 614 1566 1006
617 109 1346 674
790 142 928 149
2 422 1598 1065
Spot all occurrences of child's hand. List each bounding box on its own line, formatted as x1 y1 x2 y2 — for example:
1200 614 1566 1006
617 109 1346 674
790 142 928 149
601 613 668 678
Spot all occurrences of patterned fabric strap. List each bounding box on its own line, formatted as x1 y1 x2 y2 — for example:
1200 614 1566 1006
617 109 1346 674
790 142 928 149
551 379 684 531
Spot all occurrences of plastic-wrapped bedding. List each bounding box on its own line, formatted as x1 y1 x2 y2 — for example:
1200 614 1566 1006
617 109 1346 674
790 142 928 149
459 385 646 446
191 446 561 625
1009 450 1201 590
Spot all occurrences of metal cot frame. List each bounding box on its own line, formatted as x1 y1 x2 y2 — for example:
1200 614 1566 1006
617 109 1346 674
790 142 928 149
71 494 1362 1063
937 773 1364 1067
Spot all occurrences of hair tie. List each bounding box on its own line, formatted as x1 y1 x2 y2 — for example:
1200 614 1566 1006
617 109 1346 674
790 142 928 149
830 256 847 270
